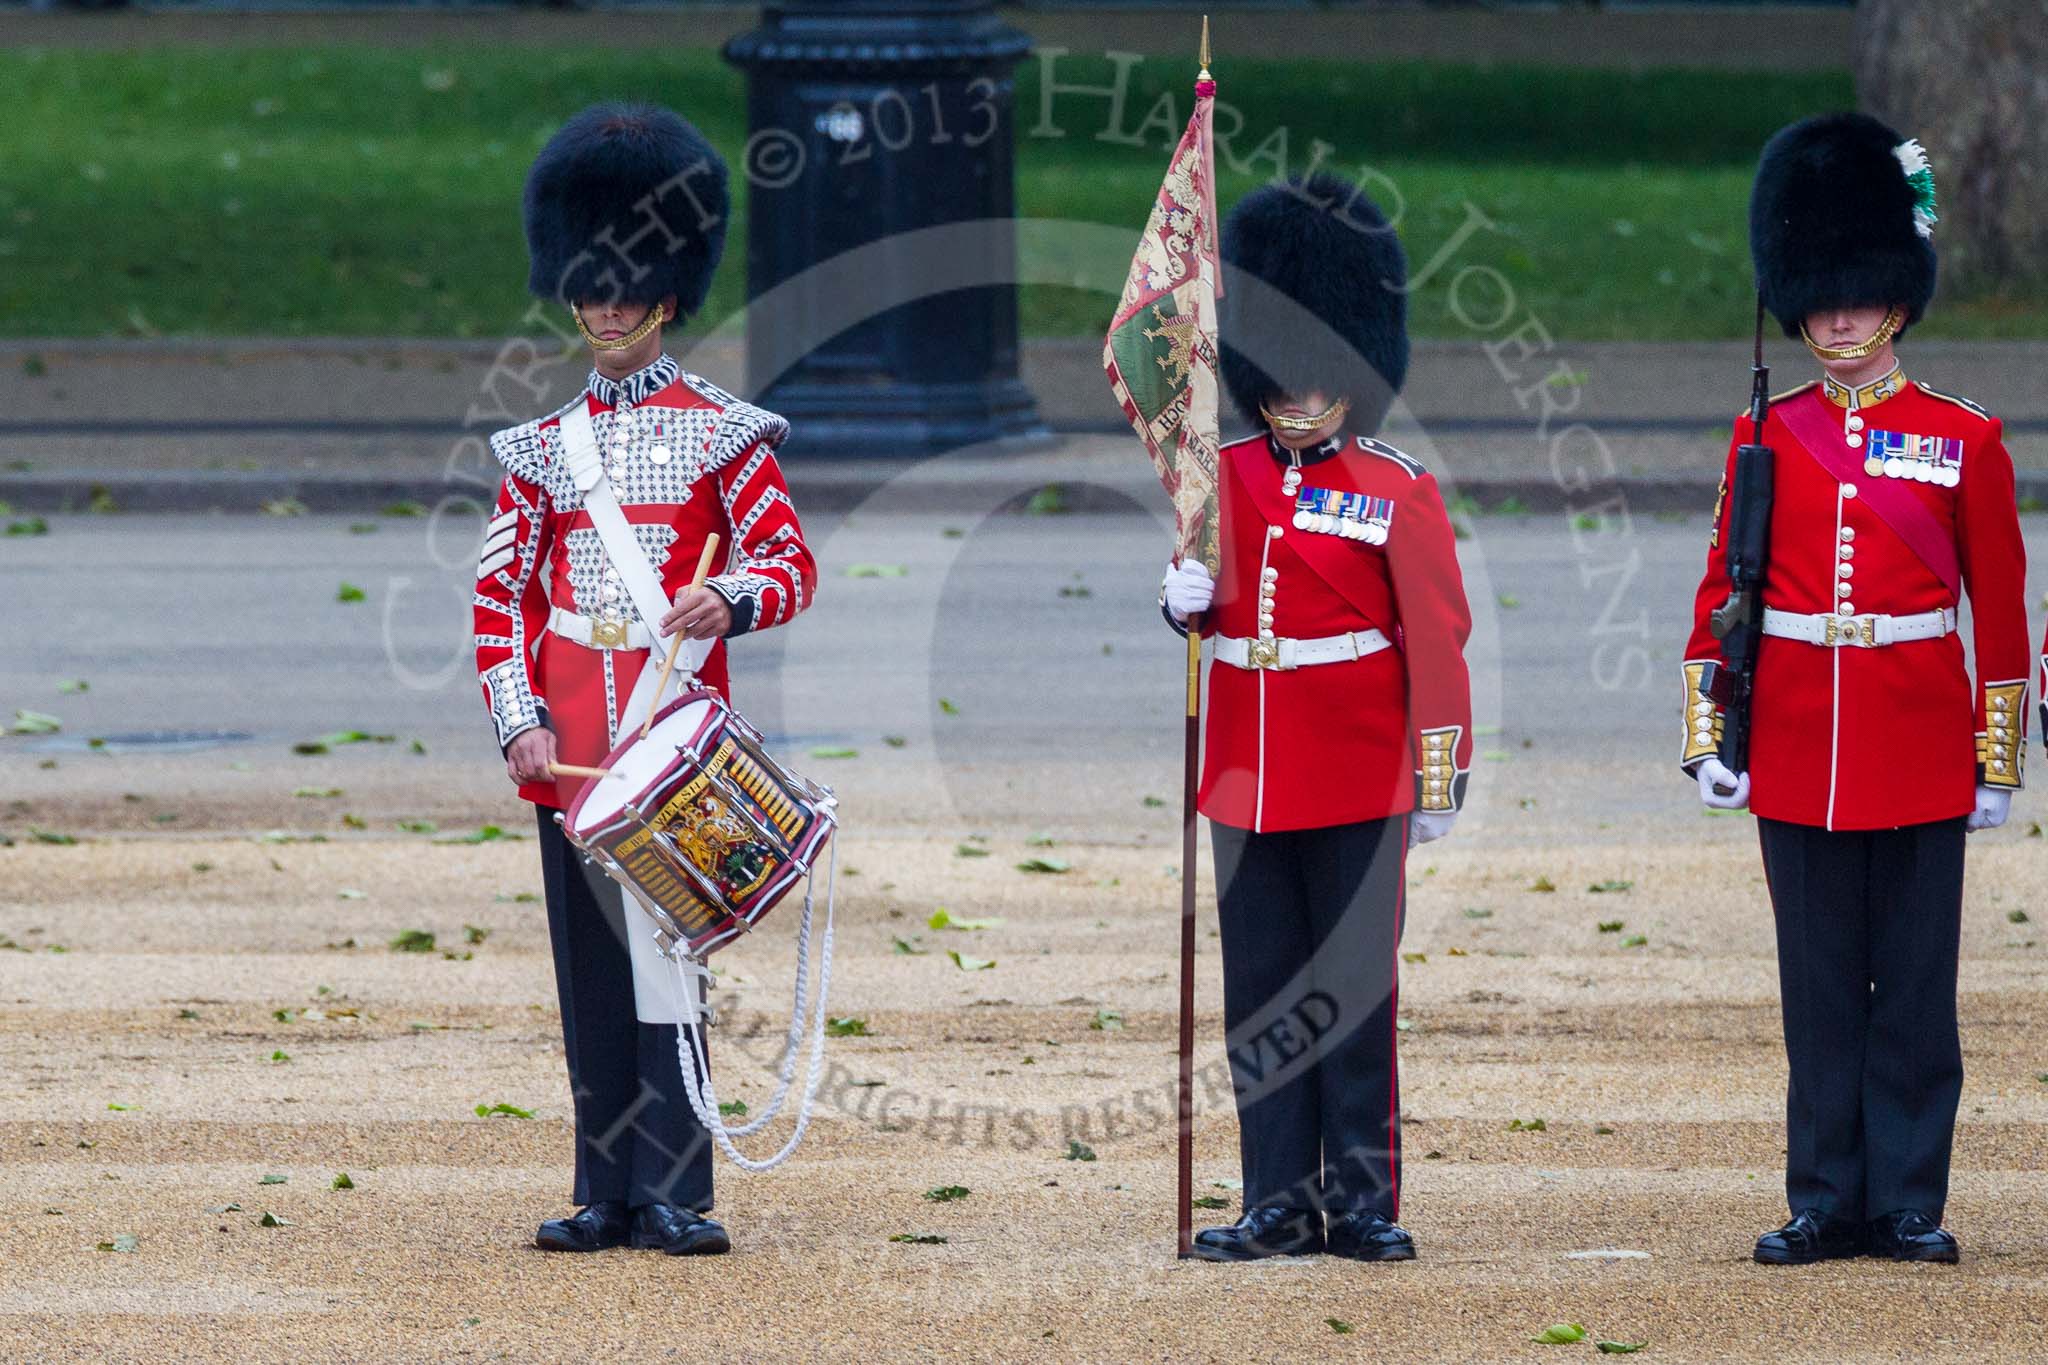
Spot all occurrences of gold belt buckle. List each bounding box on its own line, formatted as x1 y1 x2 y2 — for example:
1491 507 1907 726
1822 614 1876 648
590 615 629 649
1246 638 1283 670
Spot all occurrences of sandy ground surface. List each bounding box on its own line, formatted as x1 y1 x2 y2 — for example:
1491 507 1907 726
5 511 2048 1360
4 813 2047 1362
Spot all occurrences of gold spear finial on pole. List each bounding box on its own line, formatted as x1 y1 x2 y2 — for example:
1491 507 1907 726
1199 15 1212 80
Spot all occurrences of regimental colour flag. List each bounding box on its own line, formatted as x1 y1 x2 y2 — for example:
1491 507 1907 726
1104 70 1224 574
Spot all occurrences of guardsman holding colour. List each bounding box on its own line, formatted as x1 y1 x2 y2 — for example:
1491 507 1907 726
1682 113 2029 1265
1159 174 1473 1263
474 104 817 1257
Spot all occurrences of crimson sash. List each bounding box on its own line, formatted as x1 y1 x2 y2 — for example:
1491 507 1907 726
1776 388 1961 597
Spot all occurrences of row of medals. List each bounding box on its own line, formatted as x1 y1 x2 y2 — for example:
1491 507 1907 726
1862 450 1960 487
1282 464 1390 545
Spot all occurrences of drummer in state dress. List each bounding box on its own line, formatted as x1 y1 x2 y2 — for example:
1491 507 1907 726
473 103 817 1257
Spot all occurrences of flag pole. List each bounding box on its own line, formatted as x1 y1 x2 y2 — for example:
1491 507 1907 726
1175 12 1213 1266
1177 608 1200 1259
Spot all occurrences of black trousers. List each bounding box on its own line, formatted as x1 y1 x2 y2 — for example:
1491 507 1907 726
1757 816 1967 1223
535 808 714 1212
1211 815 1408 1218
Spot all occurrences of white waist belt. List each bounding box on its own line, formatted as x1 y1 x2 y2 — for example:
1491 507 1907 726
549 605 654 651
1215 628 1393 671
1761 605 1955 649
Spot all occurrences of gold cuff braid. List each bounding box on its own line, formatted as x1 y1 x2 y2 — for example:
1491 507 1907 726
1681 661 1724 766
1977 681 2028 790
1416 725 1462 812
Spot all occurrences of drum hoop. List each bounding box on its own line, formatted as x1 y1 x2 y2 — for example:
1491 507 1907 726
560 686 728 832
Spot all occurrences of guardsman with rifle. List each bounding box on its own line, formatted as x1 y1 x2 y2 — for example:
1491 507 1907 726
1682 113 2030 1266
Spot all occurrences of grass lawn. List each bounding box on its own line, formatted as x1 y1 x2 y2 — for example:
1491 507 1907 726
0 45 2038 341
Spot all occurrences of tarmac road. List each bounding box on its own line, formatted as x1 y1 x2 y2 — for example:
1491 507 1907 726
4 504 2045 847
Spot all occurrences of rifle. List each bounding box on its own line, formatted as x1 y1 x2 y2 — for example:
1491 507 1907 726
1697 298 1775 790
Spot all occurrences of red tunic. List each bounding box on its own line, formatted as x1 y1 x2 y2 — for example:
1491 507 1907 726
1682 373 2030 829
473 356 817 809
1196 433 1474 832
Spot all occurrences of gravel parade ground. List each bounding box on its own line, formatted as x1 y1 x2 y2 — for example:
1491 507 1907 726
3 511 2046 1361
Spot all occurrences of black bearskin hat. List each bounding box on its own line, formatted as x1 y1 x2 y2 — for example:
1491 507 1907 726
523 103 730 315
1219 173 1409 433
1750 112 1938 338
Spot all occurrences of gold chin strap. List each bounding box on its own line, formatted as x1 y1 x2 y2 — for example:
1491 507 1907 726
574 301 667 352
1260 397 1350 434
1800 306 1904 362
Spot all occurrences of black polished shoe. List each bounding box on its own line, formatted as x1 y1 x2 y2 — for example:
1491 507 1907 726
1190 1206 1323 1262
535 1200 630 1252
631 1203 731 1256
1753 1208 1864 1265
1867 1210 1959 1264
1327 1210 1416 1262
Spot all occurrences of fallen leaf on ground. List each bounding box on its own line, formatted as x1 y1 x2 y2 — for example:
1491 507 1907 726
1016 857 1070 874
474 1102 534 1119
1588 879 1634 893
825 1017 870 1038
389 930 435 953
1531 1324 1587 1345
434 825 516 845
1064 1140 1096 1162
923 1186 970 1203
888 1233 947 1244
948 951 995 971
928 908 1002 931
97 1235 140 1253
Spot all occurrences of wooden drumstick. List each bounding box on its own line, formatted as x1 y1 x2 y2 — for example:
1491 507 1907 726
547 762 621 781
642 533 721 740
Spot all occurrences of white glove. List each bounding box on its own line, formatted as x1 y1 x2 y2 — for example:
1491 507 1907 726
1409 809 1457 848
1161 558 1215 622
1697 757 1750 810
1966 785 2011 833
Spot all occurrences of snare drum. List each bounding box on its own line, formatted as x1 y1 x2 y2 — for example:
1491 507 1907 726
561 688 836 958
